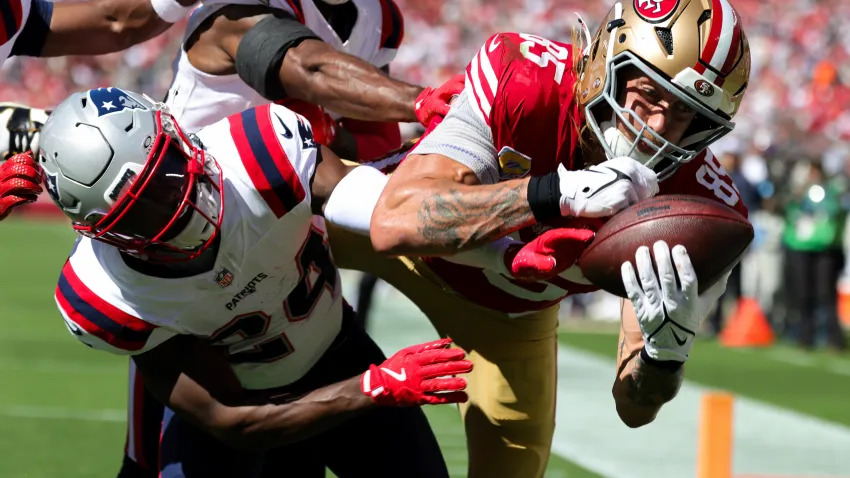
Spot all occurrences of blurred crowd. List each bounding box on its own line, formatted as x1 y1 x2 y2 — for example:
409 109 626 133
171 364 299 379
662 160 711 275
3 0 849 349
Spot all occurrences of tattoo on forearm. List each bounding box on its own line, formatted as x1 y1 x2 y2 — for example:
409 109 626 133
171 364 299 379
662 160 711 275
623 355 684 408
416 181 533 249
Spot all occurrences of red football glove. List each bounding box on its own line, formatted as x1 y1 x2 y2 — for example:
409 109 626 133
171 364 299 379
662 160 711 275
414 74 465 127
0 151 43 221
506 228 595 282
276 98 337 146
361 338 472 406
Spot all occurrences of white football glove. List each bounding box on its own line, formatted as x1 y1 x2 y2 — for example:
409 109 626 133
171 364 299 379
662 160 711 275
558 156 659 218
621 241 728 362
0 103 49 161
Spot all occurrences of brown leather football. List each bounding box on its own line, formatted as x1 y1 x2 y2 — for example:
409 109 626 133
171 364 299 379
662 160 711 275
577 194 754 298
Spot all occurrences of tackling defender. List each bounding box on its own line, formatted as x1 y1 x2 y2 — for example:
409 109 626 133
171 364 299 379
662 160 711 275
0 1 463 474
125 0 460 473
324 1 752 476
40 87 472 477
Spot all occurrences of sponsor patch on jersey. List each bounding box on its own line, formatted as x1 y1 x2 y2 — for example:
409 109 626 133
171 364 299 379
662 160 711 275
634 0 679 23
89 88 147 117
498 146 532 180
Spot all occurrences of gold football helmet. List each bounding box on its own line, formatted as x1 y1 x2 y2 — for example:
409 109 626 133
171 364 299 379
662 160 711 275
578 0 751 178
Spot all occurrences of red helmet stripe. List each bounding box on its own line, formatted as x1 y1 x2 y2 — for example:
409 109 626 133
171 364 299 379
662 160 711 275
695 0 739 86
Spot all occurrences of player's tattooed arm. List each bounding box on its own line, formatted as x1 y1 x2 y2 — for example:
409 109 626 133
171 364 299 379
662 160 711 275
611 300 685 428
370 153 537 256
134 335 374 450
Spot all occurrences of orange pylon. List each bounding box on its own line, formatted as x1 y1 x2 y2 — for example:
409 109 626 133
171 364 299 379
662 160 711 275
719 297 775 347
696 392 734 478
838 285 850 327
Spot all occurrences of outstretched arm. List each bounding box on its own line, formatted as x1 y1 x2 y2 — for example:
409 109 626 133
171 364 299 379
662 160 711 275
39 0 196 57
203 8 423 123
133 335 374 450
612 300 684 428
279 39 422 123
134 335 471 450
611 242 729 428
370 153 537 256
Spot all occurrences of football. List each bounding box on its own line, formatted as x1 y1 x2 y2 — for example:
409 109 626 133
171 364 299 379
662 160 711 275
577 194 754 298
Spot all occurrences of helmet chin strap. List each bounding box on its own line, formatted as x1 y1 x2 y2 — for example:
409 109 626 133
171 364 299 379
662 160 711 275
167 177 221 251
318 0 350 4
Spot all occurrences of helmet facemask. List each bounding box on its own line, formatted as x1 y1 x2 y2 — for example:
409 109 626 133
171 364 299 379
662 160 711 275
578 1 751 181
585 51 734 180
75 107 224 262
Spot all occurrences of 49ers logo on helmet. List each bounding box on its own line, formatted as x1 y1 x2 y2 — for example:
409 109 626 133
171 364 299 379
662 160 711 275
634 0 680 23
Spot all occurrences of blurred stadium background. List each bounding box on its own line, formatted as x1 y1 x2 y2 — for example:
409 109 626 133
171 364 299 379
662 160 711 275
2 0 850 477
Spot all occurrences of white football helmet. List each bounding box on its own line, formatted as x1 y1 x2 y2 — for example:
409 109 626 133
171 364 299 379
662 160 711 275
38 87 224 262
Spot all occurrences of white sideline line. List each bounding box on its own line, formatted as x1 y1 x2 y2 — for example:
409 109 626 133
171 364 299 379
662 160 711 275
1 405 125 422
549 346 850 478
344 273 850 478
0 359 125 375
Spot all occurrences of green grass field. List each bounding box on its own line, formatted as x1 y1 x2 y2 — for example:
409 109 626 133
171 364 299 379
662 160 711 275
559 329 850 428
2 219 847 477
0 219 600 477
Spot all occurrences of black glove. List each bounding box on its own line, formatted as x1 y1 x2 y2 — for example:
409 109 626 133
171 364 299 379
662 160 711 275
0 103 49 160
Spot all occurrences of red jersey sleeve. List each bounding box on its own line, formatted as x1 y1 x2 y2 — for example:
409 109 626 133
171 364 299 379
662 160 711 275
660 149 749 219
466 32 582 180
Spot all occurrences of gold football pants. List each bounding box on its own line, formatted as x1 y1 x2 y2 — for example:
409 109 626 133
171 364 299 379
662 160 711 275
328 224 558 478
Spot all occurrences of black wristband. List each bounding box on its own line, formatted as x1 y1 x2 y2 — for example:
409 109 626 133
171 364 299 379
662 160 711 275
639 348 684 372
527 171 561 222
235 13 321 100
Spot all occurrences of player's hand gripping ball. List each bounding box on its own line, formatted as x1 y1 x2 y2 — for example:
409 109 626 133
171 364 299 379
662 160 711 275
578 194 753 298
507 228 595 282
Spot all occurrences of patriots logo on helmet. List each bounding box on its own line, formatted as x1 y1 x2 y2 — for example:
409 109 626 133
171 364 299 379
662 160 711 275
43 169 60 203
88 88 147 117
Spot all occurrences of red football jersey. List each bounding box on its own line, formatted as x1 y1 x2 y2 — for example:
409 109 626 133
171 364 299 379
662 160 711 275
423 33 748 315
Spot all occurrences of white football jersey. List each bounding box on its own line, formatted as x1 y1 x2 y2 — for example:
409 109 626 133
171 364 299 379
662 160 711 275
0 0 31 67
54 104 343 390
167 0 404 132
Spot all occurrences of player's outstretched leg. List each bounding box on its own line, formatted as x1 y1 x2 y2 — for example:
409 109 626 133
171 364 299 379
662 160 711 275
327 224 558 478
457 333 557 478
